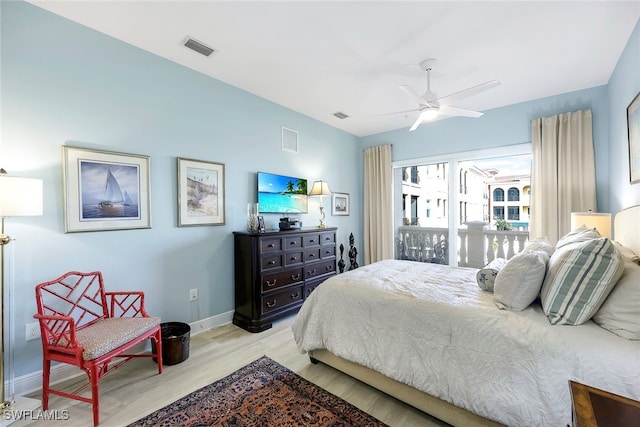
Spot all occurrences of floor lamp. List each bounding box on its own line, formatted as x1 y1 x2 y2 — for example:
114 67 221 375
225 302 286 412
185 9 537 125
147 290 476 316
0 169 43 415
308 180 332 228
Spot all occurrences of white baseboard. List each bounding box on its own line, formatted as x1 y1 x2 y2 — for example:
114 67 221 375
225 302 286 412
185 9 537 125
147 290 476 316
10 311 234 398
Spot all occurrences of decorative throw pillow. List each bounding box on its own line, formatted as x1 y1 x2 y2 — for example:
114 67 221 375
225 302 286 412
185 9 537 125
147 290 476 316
493 250 549 311
476 258 507 292
555 225 601 250
540 238 624 325
592 262 640 340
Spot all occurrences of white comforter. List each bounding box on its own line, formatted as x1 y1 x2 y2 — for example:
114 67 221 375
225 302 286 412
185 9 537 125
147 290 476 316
292 259 640 426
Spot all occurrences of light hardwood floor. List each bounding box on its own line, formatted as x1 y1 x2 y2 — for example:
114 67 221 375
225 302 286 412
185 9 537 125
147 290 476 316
14 315 449 426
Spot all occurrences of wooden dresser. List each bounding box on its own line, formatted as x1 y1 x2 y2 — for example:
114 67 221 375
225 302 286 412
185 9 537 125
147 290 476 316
233 227 337 332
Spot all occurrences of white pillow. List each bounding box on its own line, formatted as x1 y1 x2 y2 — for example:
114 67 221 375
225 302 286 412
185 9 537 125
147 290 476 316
493 250 549 311
541 238 624 325
592 262 640 340
524 237 554 257
612 241 640 265
476 258 507 292
555 225 601 250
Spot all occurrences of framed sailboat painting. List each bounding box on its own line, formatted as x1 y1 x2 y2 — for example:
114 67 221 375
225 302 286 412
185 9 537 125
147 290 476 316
62 146 151 232
177 157 225 226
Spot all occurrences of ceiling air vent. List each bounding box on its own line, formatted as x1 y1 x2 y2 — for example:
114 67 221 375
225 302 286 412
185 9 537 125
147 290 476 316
333 111 349 119
183 37 215 57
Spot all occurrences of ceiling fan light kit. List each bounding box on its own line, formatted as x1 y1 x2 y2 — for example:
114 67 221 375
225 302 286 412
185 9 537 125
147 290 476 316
393 58 500 131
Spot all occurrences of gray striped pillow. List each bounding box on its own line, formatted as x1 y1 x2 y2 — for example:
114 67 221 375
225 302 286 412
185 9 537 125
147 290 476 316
541 238 624 325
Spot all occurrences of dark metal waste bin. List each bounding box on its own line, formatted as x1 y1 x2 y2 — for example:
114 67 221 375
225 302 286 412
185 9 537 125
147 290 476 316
152 322 190 365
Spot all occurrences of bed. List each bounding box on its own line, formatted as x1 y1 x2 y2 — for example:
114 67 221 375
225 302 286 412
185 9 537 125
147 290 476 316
292 206 640 426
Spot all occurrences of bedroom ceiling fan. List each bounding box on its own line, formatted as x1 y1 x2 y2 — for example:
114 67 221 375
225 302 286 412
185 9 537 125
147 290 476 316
393 59 500 131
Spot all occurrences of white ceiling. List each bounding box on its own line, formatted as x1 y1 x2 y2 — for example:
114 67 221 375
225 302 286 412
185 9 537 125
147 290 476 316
28 1 640 137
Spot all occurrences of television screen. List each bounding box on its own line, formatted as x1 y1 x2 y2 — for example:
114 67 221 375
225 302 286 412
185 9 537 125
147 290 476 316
257 172 308 214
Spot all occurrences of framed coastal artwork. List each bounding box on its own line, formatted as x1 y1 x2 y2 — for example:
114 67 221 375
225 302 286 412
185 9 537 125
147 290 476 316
332 192 350 216
628 91 640 184
177 157 225 226
62 146 151 233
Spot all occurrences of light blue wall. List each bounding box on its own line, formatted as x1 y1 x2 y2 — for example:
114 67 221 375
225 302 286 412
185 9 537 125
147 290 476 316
608 18 640 215
1 1 362 377
360 86 611 213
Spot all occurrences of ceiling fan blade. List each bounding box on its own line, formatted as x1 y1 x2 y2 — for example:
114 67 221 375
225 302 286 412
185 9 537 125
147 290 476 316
440 105 484 118
367 108 420 118
399 84 429 106
438 80 500 107
409 115 424 131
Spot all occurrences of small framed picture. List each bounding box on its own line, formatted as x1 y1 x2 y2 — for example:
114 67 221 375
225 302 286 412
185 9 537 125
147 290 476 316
62 146 151 233
177 157 225 226
257 215 265 233
332 192 350 216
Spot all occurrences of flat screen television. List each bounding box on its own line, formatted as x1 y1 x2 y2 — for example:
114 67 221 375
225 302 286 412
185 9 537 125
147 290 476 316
257 172 308 214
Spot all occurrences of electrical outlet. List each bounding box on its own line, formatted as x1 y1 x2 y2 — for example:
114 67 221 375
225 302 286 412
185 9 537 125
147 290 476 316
189 288 198 301
25 322 40 341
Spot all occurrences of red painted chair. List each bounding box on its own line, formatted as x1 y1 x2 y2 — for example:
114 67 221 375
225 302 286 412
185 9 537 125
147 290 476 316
34 271 162 426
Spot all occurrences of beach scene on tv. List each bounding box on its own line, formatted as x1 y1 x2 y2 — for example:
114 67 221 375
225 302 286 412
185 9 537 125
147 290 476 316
258 172 308 213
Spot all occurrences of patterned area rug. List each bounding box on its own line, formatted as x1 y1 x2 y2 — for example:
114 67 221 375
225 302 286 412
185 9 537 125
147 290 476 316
128 355 387 426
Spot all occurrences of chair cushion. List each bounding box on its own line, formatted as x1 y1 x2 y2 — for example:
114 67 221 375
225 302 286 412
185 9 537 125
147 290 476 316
75 317 161 360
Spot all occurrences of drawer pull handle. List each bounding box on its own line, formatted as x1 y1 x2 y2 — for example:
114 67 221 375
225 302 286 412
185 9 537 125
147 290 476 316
266 300 277 308
290 292 300 299
326 265 334 271
291 273 301 280
309 239 315 243
308 269 316 276
325 237 331 241
290 256 298 261
309 253 315 258
268 243 275 248
290 241 297 245
266 279 277 287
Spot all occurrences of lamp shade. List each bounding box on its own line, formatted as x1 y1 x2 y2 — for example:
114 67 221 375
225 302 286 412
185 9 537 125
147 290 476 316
570 211 611 239
308 180 332 196
0 175 44 217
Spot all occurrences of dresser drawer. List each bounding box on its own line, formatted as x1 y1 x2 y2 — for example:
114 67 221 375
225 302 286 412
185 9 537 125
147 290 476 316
304 248 321 262
262 268 303 292
284 236 303 250
303 234 321 247
260 254 282 270
260 238 282 253
262 285 303 314
321 245 336 259
304 259 336 280
320 232 335 245
284 251 303 267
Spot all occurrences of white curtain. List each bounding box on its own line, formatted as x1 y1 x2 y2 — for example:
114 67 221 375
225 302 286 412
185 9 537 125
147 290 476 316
364 144 393 264
530 109 597 244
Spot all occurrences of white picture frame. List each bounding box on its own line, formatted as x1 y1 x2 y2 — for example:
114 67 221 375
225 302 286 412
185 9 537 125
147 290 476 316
332 192 350 216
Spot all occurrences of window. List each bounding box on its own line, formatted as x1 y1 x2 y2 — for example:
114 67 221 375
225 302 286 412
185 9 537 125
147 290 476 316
508 206 520 220
410 166 418 184
508 187 520 201
393 144 531 266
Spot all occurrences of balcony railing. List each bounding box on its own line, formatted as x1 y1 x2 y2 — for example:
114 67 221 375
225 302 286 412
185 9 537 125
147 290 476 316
396 222 530 268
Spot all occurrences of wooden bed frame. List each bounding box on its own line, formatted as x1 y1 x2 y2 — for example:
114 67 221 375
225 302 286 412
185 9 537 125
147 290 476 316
308 205 640 427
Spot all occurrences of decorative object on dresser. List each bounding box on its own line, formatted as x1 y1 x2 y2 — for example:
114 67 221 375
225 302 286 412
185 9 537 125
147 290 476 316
308 180 333 228
348 232 359 270
233 227 337 332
